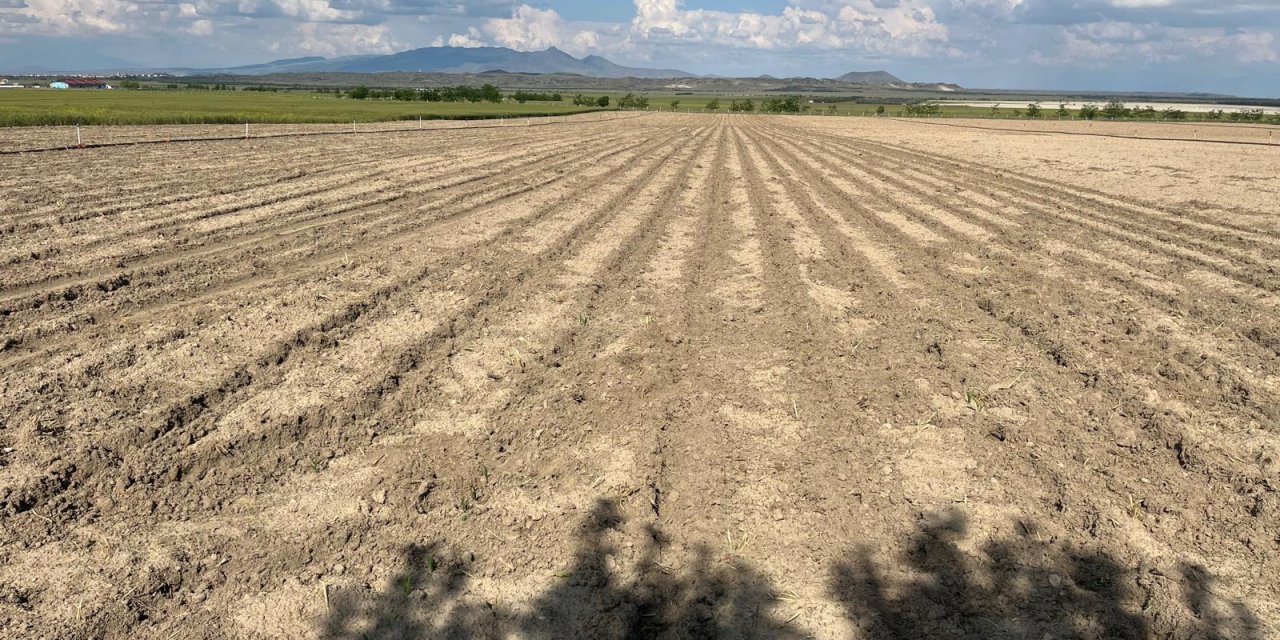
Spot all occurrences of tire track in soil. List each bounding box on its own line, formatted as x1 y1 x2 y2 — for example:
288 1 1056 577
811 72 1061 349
828 134 1280 272
770 124 1280 385
747 120 1279 631
0 125 633 300
767 121 1280 448
747 122 1279 607
791 127 1280 400
0 125 701 527
0 123 721 638
1 142 381 231
0 128 655 360
0 130 546 271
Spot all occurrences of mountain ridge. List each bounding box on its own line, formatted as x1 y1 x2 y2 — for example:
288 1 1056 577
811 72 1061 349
198 47 696 79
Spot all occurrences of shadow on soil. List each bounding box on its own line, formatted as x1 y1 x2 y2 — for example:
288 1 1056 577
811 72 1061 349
321 502 1263 639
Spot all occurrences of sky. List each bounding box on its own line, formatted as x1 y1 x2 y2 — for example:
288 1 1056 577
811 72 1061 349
2 0 1280 96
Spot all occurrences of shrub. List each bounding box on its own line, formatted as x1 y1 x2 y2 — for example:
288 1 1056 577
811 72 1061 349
1161 107 1187 121
347 85 370 100
706 98 720 111
1078 103 1100 120
595 96 610 107
1057 103 1069 118
510 90 561 103
1025 102 1042 118
729 99 754 112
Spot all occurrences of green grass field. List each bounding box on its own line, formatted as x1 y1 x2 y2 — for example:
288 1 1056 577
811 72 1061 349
3 87 1270 127
0 89 603 126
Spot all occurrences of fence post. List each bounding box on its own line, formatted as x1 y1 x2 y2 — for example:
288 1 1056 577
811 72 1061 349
244 122 249 139
75 125 81 147
352 120 356 134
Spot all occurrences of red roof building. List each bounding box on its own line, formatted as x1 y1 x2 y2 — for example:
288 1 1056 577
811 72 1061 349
55 78 111 89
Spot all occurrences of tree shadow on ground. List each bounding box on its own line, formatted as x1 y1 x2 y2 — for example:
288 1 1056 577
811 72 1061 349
828 508 1264 640
322 503 1265 639
321 498 803 639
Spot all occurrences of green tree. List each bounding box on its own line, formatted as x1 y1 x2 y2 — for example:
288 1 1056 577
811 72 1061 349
1101 99 1130 119
1057 103 1069 118
875 105 885 116
706 98 720 111
347 85 370 100
595 95 610 108
1026 102 1042 118
670 100 680 111
1078 103 1100 120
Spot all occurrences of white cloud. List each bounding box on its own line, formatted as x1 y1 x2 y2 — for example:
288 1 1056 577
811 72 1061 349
186 17 213 34
1035 20 1280 66
289 21 401 56
483 5 568 51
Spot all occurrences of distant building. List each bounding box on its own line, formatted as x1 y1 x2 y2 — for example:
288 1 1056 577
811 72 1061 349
52 78 111 89
0 78 22 89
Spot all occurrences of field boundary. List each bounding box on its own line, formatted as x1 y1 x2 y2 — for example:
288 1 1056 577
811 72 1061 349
886 117 1280 147
0 111 653 156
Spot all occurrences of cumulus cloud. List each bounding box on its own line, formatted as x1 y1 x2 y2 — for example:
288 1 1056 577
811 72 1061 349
628 0 949 56
450 1 953 59
483 5 570 51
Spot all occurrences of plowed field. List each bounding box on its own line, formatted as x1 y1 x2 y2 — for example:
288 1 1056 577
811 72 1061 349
1 114 1277 639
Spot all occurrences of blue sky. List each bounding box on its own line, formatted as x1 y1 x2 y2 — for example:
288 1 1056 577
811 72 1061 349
2 1 1279 96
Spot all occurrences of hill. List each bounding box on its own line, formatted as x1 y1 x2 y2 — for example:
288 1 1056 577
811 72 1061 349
834 70 904 84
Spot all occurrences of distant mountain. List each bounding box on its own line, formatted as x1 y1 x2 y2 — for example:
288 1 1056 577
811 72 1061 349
198 47 695 79
834 70 904 85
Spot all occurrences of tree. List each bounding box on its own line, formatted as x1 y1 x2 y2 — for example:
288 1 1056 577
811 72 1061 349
875 105 885 116
1078 103 1100 120
729 99 754 112
1204 109 1223 121
706 98 720 111
1161 107 1186 121
1026 102 1042 118
595 95 610 108
1101 99 1130 119
618 93 649 109
1057 103 1069 118
347 85 370 100
761 96 802 114
990 103 1001 117
903 102 941 117
572 94 594 106
670 100 680 111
